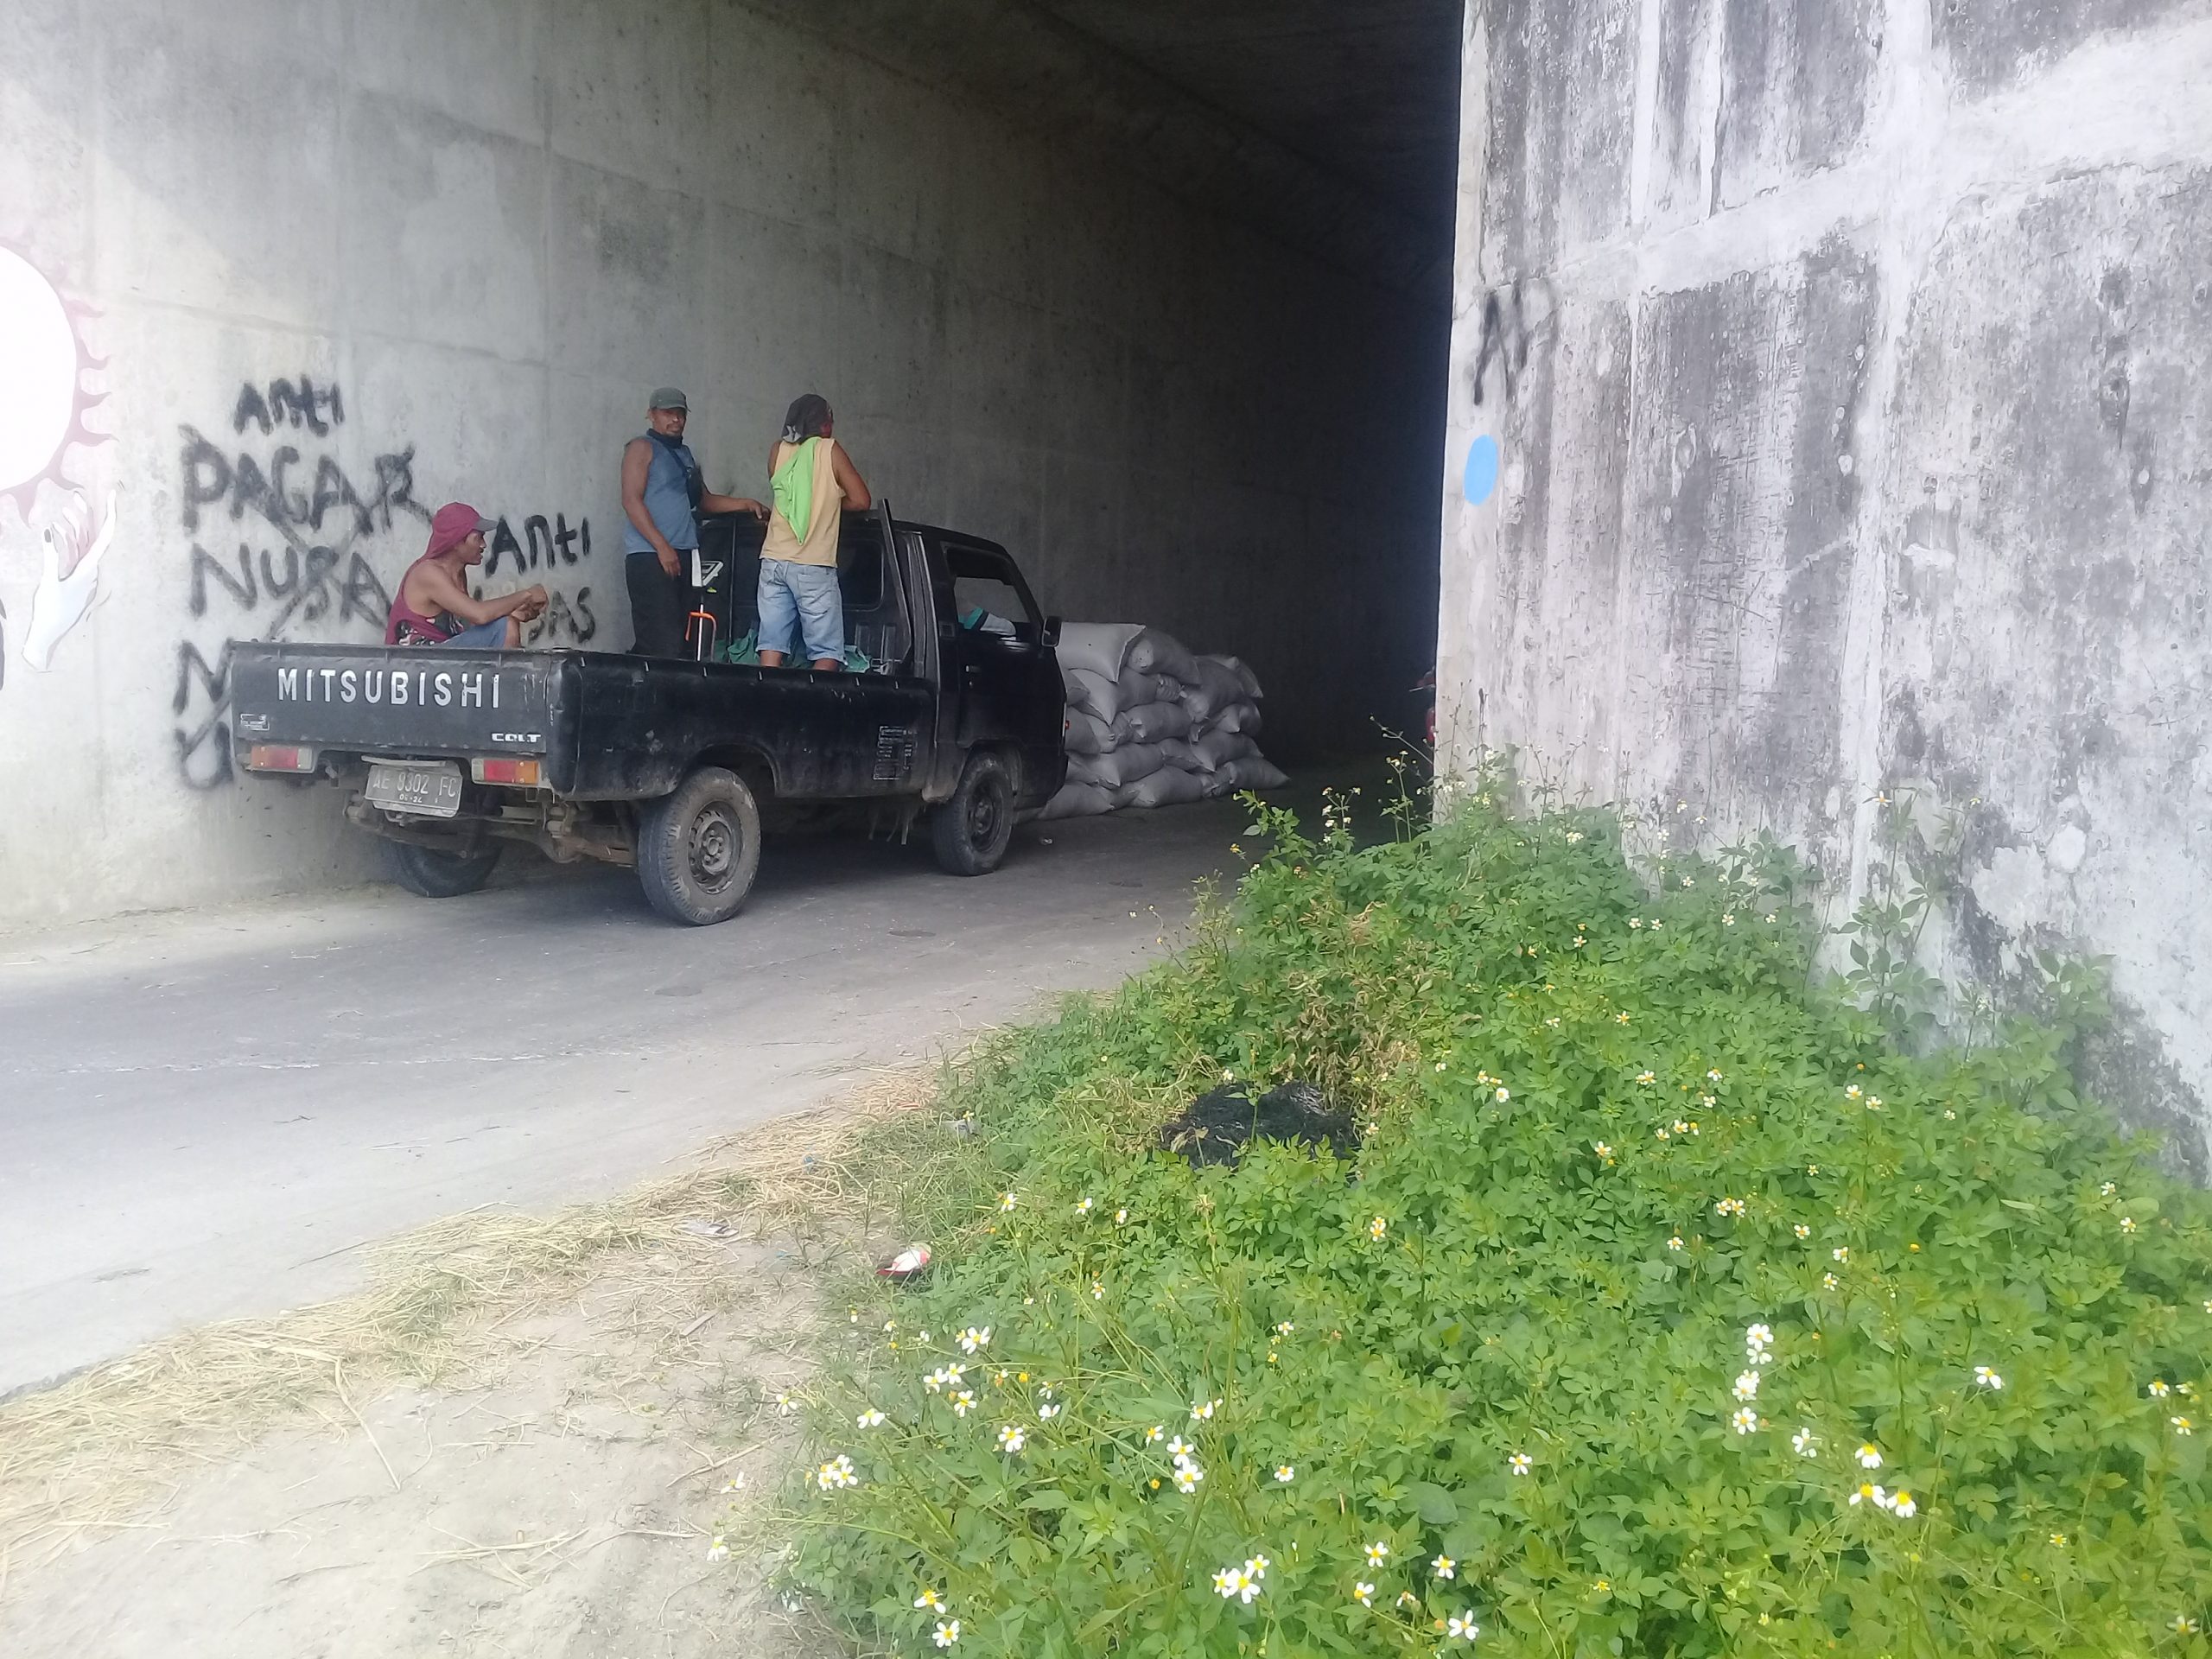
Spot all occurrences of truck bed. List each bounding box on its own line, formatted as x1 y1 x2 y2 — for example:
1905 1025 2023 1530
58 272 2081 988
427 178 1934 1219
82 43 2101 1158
230 642 937 802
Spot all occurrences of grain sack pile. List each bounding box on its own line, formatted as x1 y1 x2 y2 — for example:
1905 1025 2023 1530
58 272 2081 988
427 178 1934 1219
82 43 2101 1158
1038 623 1288 820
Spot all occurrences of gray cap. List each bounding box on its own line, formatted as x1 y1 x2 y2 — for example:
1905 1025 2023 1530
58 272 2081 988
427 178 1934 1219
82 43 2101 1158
648 385 689 411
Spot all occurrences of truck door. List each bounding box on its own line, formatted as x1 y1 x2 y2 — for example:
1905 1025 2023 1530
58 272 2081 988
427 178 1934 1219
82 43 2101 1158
931 536 1063 804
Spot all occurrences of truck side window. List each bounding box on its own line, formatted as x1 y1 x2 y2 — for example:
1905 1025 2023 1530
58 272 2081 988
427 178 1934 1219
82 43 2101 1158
946 547 1037 642
837 517 886 609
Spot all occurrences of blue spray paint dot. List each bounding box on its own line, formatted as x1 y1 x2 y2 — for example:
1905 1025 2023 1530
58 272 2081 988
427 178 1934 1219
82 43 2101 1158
1463 434 1500 505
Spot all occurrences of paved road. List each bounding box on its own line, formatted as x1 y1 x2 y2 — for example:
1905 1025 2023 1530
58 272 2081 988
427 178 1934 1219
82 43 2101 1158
0 801 1263 1396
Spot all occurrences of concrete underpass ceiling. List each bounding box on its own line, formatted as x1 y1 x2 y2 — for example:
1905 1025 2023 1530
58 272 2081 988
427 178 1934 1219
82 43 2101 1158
740 0 1464 299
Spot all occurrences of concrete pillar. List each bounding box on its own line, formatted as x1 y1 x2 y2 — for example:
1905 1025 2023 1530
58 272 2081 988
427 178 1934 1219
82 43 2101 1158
1437 0 2212 1171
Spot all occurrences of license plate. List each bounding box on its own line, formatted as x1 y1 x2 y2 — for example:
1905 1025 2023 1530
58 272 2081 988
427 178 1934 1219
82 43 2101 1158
365 761 463 818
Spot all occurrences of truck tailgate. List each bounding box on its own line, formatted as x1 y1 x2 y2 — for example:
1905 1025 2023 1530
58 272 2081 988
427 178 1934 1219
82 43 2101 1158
229 643 569 761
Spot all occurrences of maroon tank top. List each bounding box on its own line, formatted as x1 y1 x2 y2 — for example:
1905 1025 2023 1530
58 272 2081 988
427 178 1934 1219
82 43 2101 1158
385 553 457 645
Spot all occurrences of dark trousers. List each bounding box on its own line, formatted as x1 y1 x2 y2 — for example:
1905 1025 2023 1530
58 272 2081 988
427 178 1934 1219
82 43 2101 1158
626 550 694 657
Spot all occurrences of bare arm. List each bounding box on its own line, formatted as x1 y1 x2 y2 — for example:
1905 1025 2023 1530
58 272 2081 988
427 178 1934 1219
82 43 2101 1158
832 443 872 512
410 562 545 627
702 489 767 518
620 438 679 574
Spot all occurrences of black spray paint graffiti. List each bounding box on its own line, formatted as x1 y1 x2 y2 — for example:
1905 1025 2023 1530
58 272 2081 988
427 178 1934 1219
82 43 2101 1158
232 375 345 438
170 380 598 787
483 512 592 577
1460 280 1560 508
1467 277 1558 407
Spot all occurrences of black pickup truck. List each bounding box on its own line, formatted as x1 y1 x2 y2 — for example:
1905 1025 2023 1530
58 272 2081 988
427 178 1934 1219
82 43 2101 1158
228 505 1067 925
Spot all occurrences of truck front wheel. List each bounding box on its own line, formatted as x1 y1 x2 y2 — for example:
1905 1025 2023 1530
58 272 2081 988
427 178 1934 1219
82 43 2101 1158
931 751 1016 876
637 766 762 925
385 839 503 899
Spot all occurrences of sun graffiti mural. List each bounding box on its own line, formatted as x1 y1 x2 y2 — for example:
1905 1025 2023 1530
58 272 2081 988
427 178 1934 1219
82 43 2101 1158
0 243 116 684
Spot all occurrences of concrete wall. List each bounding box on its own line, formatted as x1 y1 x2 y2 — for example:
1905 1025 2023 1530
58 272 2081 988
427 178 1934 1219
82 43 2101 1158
1436 0 2212 1171
0 0 1441 927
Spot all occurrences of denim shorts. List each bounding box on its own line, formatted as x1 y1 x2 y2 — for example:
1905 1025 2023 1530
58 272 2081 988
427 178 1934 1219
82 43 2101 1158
757 557 844 663
442 617 512 649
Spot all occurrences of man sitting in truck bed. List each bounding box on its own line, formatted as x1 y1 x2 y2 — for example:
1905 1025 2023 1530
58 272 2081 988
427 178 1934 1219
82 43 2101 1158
385 501 549 649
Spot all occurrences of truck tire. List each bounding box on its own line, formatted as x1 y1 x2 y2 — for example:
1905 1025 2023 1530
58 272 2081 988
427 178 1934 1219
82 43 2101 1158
385 839 502 899
637 766 762 925
931 751 1016 876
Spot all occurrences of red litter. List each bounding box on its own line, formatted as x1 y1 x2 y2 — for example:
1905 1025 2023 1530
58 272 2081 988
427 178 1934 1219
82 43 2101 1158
877 1243 932 1281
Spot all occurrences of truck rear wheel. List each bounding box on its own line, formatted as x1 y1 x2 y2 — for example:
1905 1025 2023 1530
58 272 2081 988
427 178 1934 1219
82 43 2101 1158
931 751 1016 876
385 839 502 899
637 766 762 925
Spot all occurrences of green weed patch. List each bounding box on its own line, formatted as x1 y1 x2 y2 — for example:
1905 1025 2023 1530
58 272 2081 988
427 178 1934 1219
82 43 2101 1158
788 793 2212 1656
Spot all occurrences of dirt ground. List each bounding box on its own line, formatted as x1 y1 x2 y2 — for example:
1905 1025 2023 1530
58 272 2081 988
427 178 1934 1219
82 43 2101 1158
0 1116 893 1658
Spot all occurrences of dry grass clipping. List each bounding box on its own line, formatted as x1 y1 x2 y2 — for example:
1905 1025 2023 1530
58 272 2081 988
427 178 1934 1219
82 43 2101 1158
0 1067 938 1596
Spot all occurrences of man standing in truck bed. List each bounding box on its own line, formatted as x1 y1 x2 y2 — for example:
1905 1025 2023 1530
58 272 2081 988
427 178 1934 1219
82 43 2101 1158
621 386 768 656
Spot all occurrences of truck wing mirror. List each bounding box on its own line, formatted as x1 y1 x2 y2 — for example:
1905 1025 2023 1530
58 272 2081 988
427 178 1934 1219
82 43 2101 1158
1041 614 1063 648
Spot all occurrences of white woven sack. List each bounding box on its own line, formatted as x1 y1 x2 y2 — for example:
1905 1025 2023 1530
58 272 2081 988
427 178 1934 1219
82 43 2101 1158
1205 700 1262 737
1116 766 1208 810
1117 666 1182 709
1064 709 1117 756
1054 622 1145 683
1178 657 1249 721
1119 700 1193 743
1204 653 1263 699
1125 628 1199 684
1037 779 1116 819
1067 742 1166 790
1186 729 1260 772
1205 755 1289 795
1065 666 1123 722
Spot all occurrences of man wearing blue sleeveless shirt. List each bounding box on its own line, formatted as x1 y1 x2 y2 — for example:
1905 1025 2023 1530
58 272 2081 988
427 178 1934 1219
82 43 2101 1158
620 386 767 656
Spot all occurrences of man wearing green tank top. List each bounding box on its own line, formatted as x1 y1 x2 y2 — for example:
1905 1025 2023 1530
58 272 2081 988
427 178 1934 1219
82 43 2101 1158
759 393 871 670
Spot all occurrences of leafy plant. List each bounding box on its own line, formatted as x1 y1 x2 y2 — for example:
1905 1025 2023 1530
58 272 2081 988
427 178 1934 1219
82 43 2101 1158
1834 788 1970 1046
780 782 2212 1657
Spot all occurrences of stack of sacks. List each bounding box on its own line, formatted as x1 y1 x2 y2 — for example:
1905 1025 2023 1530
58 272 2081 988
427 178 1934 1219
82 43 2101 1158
1039 622 1288 820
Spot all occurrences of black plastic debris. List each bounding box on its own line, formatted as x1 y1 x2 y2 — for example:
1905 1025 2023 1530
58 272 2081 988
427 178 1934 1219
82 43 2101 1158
1158 1079 1358 1168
